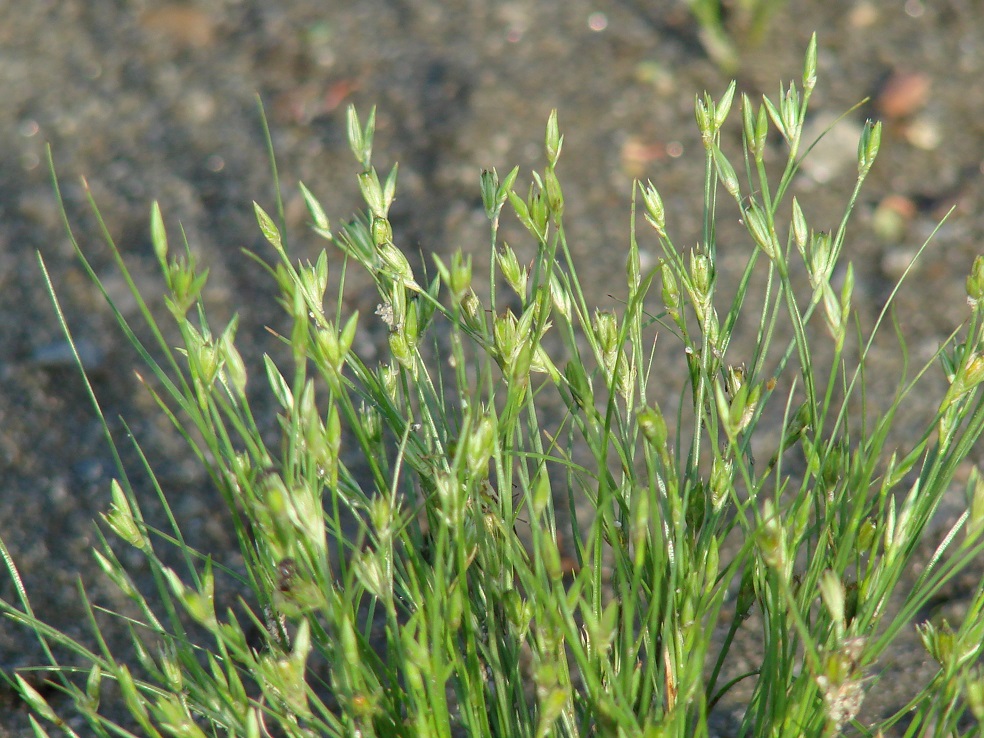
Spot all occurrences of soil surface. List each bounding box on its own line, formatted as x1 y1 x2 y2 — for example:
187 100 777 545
2 1 984 735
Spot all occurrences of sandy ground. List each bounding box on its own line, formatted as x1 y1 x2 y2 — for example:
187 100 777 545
2 1 984 734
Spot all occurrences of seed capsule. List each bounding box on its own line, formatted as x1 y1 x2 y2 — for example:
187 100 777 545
277 558 298 593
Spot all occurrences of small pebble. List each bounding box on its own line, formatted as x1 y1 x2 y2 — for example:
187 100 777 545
799 113 864 184
876 71 931 120
139 5 216 49
620 136 667 179
872 194 916 242
902 116 941 150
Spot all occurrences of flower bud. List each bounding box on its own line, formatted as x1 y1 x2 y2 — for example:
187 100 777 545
742 94 756 154
346 104 375 168
642 181 666 237
857 120 881 177
660 263 681 321
102 479 146 550
564 360 592 413
86 664 103 708
791 197 808 254
16 675 61 725
493 310 519 370
744 203 778 261
967 255 984 308
377 243 417 291
371 216 393 247
638 405 668 450
358 169 387 219
917 619 956 667
497 243 528 300
757 500 787 574
593 310 619 357
254 201 284 252
754 103 769 159
300 181 331 238
780 83 800 142
545 110 564 166
544 167 564 218
714 81 736 130
713 145 740 201
378 362 398 402
466 414 496 481
685 481 706 534
710 456 733 510
549 271 571 321
695 95 713 148
480 168 499 221
803 34 817 92
690 250 712 299
388 332 414 372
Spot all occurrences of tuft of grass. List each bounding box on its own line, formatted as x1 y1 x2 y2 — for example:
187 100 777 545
685 0 789 72
6 35 984 736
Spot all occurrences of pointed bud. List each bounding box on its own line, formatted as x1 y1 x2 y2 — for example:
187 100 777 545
638 405 668 450
545 110 564 166
744 202 778 261
150 201 168 267
712 145 740 202
967 255 984 308
690 250 712 299
754 103 769 160
758 500 788 573
359 169 388 219
858 120 881 177
780 83 801 141
742 94 758 159
917 619 956 667
299 181 331 238
660 262 681 321
16 676 61 725
642 181 666 236
715 81 737 130
696 94 714 147
102 479 144 550
710 456 732 510
549 271 571 321
593 309 619 356
497 243 528 300
803 34 818 92
564 360 592 412
763 94 787 143
347 105 375 169
791 197 808 254
544 167 564 218
254 201 283 252
466 414 496 481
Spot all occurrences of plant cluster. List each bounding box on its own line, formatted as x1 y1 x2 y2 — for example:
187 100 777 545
5 36 984 737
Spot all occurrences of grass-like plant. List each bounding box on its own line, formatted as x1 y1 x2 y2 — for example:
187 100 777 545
685 0 788 72
6 36 984 736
